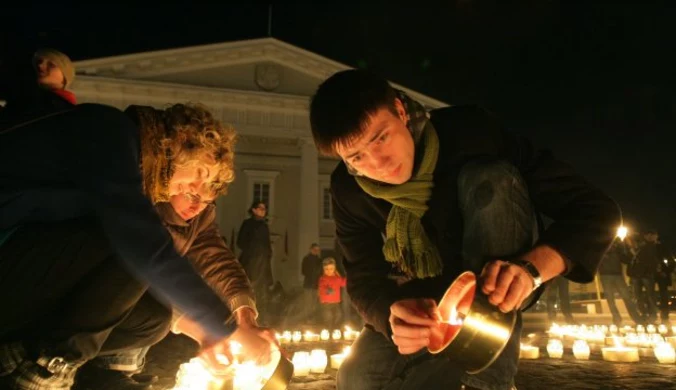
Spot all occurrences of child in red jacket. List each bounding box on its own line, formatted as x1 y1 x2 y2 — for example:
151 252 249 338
317 257 346 328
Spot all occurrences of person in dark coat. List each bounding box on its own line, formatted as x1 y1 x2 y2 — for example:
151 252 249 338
599 238 643 325
237 201 273 323
628 230 661 322
0 48 76 126
651 231 674 323
309 70 620 390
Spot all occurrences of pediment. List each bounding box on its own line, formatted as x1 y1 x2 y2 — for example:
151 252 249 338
74 38 446 107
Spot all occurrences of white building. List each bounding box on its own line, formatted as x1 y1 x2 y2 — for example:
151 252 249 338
72 38 446 290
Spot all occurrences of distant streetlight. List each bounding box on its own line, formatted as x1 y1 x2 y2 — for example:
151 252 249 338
616 226 628 240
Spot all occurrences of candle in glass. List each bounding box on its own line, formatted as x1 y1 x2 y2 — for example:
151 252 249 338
658 325 668 335
309 349 328 373
636 325 645 334
519 344 539 360
573 340 590 360
547 339 564 359
320 329 330 341
654 342 676 364
330 346 351 369
332 329 342 340
292 331 302 343
292 351 310 377
602 337 639 363
647 325 656 334
609 324 618 335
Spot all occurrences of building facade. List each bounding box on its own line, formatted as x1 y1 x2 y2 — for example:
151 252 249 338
72 38 446 290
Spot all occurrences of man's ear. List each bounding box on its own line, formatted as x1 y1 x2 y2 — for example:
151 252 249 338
394 98 408 124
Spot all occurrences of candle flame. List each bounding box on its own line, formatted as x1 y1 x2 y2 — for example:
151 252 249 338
447 307 464 326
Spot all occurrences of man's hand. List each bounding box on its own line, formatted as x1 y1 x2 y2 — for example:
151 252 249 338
480 245 566 312
480 260 535 312
389 298 441 355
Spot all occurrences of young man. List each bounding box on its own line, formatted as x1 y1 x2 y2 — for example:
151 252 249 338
0 103 274 389
310 70 620 390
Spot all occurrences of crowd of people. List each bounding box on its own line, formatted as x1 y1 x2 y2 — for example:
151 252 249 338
0 46 665 390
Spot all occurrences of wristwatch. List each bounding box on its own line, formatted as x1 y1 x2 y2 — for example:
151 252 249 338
510 259 543 291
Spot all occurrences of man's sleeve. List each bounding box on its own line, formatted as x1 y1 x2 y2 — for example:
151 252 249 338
496 120 621 283
332 171 400 337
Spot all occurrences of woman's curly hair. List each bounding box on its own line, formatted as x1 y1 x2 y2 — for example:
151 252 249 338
163 103 237 197
130 103 237 203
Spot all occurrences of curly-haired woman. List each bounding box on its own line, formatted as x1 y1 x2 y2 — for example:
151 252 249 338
0 102 276 389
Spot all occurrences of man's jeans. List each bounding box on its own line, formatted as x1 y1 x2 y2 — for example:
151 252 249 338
92 347 149 373
599 274 642 324
337 160 537 390
632 277 657 321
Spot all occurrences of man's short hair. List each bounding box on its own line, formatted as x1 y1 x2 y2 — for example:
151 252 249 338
310 69 398 156
322 257 336 266
310 243 320 248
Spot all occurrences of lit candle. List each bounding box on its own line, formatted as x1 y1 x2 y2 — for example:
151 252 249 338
233 361 264 390
304 330 320 342
292 331 302 343
546 339 564 359
332 329 342 340
573 340 590 360
654 342 676 364
519 344 539 360
292 351 310 377
281 331 292 344
330 346 351 369
636 325 645 334
320 329 330 341
344 326 358 341
658 325 668 335
647 325 656 334
666 336 676 349
309 349 328 373
601 337 639 363
609 324 618 335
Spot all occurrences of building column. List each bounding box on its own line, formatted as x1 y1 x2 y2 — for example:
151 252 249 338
297 137 320 285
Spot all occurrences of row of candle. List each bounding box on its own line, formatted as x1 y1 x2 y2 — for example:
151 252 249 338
291 347 352 376
548 323 674 339
276 327 361 344
520 338 676 364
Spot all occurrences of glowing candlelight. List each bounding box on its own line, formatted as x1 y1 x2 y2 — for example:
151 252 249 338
636 325 645 334
519 343 539 360
572 340 590 360
332 329 342 340
292 351 310 377
647 325 656 334
320 329 330 341
601 337 639 363
658 325 668 335
447 306 464 326
609 324 618 335
172 358 224 390
304 330 320 342
292 331 302 343
547 339 564 359
344 326 359 341
654 342 676 364
280 330 292 344
330 346 352 369
309 349 328 373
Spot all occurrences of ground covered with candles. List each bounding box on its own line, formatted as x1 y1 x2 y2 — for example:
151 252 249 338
143 326 676 390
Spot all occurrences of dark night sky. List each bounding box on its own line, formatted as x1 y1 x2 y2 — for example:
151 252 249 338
3 1 675 243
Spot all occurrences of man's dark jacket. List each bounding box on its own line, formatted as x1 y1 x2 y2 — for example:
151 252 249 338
331 105 621 337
